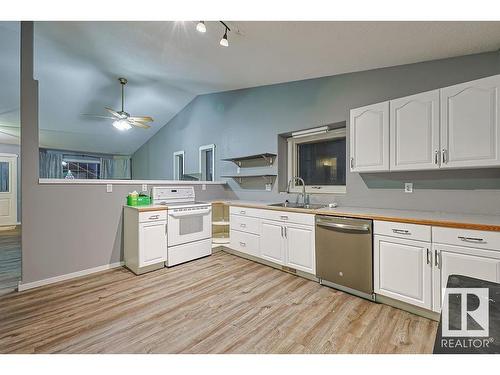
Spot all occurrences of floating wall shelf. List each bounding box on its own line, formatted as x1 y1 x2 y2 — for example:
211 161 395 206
221 174 277 184
222 153 277 167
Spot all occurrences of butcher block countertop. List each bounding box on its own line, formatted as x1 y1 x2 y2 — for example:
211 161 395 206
210 200 500 232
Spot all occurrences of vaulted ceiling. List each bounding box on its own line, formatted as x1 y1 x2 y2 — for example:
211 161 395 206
2 21 500 154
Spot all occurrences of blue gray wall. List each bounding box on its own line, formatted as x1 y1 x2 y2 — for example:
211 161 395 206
132 51 500 215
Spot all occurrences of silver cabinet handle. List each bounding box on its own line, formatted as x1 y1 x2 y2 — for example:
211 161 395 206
280 215 288 220
350 157 354 169
434 249 440 268
392 229 411 235
458 236 485 243
434 150 439 165
426 248 431 265
284 226 287 238
317 221 370 232
281 226 284 237
441 148 447 164
240 223 246 228
240 210 246 215
149 215 159 220
239 241 246 247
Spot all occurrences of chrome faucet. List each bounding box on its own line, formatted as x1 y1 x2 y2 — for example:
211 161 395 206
287 177 310 207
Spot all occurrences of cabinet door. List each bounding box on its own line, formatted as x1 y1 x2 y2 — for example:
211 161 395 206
285 224 315 274
374 235 432 310
390 90 440 171
139 222 167 267
432 244 500 312
260 220 285 265
350 101 389 172
440 74 500 168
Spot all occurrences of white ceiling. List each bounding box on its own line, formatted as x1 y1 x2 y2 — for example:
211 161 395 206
1 21 500 154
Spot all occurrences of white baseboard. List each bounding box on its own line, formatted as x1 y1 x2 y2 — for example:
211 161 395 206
17 261 125 292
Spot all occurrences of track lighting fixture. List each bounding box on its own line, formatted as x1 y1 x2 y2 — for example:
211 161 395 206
220 28 229 47
194 21 232 47
196 21 206 33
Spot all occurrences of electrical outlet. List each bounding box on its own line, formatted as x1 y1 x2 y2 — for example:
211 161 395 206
265 183 272 191
141 184 148 192
404 183 413 193
202 184 206 191
237 167 241 174
106 184 112 193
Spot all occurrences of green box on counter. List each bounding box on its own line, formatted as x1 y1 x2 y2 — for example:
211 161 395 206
127 195 151 206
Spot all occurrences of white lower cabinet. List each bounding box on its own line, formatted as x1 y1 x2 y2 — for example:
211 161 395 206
124 207 168 274
260 220 286 265
285 223 315 274
230 208 315 275
432 244 500 312
374 235 432 310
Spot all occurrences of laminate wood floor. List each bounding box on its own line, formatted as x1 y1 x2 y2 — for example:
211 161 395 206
0 227 21 296
0 251 437 354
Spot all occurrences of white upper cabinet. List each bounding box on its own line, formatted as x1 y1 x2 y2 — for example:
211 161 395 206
440 74 500 168
350 101 389 172
390 90 440 171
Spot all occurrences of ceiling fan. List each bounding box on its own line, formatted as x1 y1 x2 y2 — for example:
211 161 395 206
82 77 153 131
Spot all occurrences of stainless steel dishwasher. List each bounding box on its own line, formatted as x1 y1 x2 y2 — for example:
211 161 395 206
315 215 374 300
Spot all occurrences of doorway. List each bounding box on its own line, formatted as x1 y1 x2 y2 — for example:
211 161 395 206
0 153 20 295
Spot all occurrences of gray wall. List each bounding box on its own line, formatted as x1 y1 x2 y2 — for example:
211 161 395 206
20 23 234 284
133 51 500 215
0 143 20 222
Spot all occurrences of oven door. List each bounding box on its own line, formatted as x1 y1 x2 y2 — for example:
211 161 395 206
167 206 212 247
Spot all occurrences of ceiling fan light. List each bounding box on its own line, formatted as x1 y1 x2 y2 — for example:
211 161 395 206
220 31 229 47
196 21 206 33
113 119 132 131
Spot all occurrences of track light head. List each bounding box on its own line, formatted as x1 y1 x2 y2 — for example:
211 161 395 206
196 21 206 33
220 29 229 47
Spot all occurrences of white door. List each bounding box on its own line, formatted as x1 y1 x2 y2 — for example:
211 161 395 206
139 222 167 267
0 154 17 226
260 220 285 265
390 90 440 171
374 235 432 310
432 244 500 312
285 224 315 274
349 101 389 172
440 74 500 168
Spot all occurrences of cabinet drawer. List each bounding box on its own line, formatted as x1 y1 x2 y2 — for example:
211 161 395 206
229 206 262 218
374 220 431 242
139 210 167 223
260 209 315 226
230 214 260 235
432 227 500 251
230 230 260 257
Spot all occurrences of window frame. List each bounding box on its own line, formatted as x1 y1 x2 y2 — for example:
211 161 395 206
287 127 347 194
198 144 216 182
173 150 185 180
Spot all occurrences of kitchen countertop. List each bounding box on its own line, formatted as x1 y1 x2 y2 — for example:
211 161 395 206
433 275 500 354
210 200 500 232
124 204 168 212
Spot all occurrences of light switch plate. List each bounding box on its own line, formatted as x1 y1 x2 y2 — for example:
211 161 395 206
237 167 241 174
202 184 206 191
265 183 272 191
141 184 148 192
404 183 413 193
106 184 112 193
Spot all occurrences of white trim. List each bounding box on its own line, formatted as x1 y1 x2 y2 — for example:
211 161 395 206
173 150 185 180
17 261 125 292
39 178 226 185
0 153 18 157
199 144 216 182
291 126 329 138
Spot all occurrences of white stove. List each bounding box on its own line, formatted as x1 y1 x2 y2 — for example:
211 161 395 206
151 187 212 267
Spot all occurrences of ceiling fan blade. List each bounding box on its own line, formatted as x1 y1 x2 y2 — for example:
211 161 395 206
105 107 122 118
129 116 154 123
129 120 151 129
81 114 116 120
